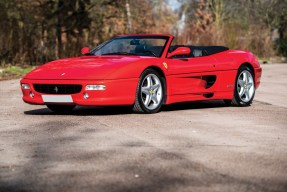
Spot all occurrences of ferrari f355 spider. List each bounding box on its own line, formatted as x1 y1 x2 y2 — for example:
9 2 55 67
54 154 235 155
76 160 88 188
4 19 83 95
21 34 262 113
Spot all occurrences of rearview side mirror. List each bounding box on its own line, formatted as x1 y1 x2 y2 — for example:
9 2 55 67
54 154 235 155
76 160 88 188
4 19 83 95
167 47 191 58
81 47 90 55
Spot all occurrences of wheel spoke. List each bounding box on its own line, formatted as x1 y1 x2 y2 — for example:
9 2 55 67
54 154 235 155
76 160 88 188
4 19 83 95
151 94 158 104
239 88 245 97
147 76 152 87
247 82 253 89
144 94 152 106
151 83 160 92
245 91 249 100
141 87 149 95
243 72 247 82
238 79 245 87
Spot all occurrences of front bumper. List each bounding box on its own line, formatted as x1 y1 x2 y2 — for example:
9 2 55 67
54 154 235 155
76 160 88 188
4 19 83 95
20 78 138 106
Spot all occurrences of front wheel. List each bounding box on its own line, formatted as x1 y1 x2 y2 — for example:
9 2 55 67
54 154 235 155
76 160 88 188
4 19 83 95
229 65 255 106
133 69 165 113
47 104 76 113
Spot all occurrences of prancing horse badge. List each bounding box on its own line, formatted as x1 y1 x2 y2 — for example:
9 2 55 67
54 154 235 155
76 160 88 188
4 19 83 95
163 62 168 69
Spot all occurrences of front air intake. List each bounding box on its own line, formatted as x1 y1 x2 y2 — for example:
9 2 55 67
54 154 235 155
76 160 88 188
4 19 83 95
33 84 82 94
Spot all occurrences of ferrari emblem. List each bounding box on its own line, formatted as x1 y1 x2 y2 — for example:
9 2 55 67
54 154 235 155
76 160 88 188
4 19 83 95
54 86 59 93
163 62 168 69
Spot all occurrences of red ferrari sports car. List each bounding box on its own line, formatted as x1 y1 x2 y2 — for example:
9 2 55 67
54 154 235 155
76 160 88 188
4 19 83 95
21 34 262 113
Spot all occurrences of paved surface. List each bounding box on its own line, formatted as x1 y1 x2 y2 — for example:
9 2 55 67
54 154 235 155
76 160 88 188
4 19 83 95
0 64 286 192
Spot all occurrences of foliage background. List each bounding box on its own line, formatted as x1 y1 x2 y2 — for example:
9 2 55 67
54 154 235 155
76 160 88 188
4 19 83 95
0 0 286 66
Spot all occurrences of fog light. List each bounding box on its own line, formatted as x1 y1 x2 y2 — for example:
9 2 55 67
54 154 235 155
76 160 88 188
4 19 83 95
83 92 89 99
29 91 34 98
85 85 106 91
21 84 30 89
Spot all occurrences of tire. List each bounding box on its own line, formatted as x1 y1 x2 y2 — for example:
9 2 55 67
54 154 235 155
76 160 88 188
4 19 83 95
230 65 255 106
133 69 165 113
47 104 76 113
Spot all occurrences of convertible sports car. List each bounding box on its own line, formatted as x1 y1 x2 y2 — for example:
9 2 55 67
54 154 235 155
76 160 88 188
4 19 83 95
21 34 262 113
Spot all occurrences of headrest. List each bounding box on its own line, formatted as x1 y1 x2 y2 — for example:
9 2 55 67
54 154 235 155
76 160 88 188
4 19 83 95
193 49 203 57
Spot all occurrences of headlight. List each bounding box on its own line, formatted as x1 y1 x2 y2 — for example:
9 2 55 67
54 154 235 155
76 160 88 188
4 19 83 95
21 84 30 89
85 85 106 91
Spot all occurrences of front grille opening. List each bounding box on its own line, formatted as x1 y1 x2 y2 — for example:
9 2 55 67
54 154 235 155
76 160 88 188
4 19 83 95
33 84 82 94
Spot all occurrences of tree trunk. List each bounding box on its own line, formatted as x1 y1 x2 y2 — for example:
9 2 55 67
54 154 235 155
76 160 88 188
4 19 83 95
56 0 63 58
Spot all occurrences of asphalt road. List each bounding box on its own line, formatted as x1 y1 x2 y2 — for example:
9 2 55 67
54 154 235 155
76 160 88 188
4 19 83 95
0 64 286 192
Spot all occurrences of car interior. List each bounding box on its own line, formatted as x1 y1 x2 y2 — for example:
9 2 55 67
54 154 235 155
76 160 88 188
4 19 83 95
168 45 229 58
131 43 229 58
133 45 229 58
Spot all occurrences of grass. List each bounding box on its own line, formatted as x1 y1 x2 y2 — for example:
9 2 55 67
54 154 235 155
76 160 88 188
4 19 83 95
0 66 35 80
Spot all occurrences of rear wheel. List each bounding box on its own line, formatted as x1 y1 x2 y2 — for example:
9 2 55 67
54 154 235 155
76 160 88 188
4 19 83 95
47 104 76 113
133 69 165 113
228 65 255 106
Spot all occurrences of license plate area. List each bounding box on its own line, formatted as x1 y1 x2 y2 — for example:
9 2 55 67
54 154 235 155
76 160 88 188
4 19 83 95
42 95 73 103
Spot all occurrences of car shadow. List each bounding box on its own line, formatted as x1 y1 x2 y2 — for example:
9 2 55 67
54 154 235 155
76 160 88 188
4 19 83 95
24 106 133 116
162 100 227 112
24 100 229 116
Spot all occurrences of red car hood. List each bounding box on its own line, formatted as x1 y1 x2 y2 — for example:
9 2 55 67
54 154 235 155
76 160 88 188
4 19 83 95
24 56 143 80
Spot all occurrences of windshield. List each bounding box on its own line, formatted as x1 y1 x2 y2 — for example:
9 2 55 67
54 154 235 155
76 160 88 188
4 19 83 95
91 36 169 57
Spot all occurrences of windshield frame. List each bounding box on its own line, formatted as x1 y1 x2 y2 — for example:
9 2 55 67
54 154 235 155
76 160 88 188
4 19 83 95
90 35 170 58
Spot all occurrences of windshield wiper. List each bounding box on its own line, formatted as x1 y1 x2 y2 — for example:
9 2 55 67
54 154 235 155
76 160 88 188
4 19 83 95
101 52 138 56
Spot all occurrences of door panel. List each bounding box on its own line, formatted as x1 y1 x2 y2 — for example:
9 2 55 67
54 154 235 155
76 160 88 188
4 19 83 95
166 56 219 95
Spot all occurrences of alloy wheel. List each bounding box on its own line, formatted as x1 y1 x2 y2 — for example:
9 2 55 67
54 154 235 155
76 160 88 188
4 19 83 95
237 70 255 103
140 74 163 110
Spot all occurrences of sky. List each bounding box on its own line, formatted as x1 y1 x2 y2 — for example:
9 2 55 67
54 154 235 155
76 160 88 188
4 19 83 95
167 0 181 11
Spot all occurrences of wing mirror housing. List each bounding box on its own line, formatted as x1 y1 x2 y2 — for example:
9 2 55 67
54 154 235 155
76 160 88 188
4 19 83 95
81 47 90 55
168 47 191 58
